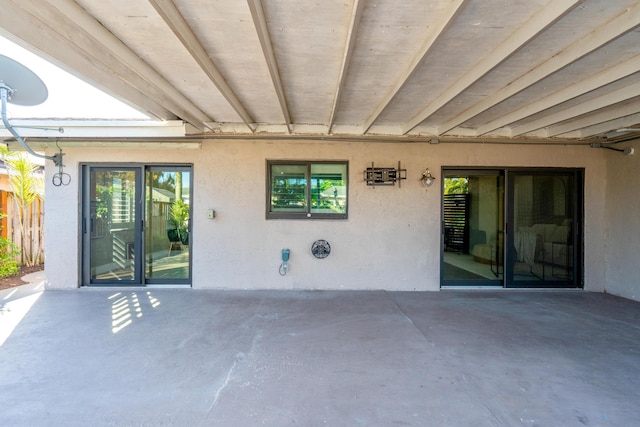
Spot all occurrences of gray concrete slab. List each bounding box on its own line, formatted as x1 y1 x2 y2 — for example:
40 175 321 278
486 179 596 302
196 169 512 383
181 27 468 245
1 287 639 426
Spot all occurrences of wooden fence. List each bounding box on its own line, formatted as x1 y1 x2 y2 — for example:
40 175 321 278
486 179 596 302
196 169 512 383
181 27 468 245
0 190 44 265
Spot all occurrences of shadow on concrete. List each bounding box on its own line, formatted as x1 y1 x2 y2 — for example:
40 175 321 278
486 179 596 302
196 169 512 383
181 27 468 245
1 287 639 426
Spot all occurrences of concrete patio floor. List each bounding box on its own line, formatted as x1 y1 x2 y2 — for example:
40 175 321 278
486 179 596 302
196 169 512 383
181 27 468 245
1 283 639 426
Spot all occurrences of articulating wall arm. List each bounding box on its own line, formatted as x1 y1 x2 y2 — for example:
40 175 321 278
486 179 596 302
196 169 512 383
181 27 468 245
1 83 64 167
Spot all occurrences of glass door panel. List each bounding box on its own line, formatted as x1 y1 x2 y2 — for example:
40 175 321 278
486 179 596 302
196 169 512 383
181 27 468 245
442 170 504 286
145 167 191 282
441 168 581 289
507 172 578 288
83 164 192 286
88 168 140 283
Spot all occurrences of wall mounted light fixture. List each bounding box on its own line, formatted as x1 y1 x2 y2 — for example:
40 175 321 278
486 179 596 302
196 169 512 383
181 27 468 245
421 168 436 187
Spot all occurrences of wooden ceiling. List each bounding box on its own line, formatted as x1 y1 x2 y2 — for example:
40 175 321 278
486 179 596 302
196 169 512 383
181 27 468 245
1 0 640 143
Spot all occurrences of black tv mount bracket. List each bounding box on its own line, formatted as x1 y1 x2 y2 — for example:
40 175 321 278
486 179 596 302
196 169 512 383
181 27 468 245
363 160 407 188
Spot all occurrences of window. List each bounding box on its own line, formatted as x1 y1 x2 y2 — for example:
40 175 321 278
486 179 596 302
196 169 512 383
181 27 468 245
267 161 348 219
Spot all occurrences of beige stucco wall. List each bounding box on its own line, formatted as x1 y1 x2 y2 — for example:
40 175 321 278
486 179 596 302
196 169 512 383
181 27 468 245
604 144 639 301
43 140 608 292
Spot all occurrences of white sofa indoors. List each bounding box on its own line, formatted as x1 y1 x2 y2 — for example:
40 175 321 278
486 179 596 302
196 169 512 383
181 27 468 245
518 222 572 267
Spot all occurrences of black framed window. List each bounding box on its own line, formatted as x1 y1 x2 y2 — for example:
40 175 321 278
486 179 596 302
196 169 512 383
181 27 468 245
267 160 348 219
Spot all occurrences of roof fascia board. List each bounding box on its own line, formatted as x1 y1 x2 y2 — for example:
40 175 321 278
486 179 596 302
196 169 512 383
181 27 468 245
1 119 186 138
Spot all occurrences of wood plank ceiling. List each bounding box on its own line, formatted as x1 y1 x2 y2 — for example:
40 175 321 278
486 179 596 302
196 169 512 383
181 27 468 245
1 0 640 144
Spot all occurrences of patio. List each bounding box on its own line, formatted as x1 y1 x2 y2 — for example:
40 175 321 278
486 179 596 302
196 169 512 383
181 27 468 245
1 282 639 426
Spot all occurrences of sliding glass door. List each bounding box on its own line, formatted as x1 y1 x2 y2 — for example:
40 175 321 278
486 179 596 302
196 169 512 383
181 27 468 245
84 167 141 284
144 167 191 283
442 170 505 286
82 164 192 286
441 168 582 288
506 171 581 288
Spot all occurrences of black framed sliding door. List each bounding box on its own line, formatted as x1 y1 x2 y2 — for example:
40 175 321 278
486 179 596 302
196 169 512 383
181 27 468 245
82 164 192 286
505 170 582 288
441 170 505 287
441 168 582 289
144 166 192 284
83 167 142 285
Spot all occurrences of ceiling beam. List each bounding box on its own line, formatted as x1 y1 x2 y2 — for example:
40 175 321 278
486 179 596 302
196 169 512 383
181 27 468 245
328 0 365 133
402 0 582 135
478 55 640 136
361 0 470 135
576 112 640 138
512 81 640 136
0 2 178 121
467 4 640 136
247 0 291 133
9 0 214 130
149 0 255 132
545 101 640 138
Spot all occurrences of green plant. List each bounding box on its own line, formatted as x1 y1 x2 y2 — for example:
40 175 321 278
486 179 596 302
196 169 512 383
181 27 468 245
1 149 44 266
0 213 20 278
0 238 20 278
169 199 189 242
444 177 469 194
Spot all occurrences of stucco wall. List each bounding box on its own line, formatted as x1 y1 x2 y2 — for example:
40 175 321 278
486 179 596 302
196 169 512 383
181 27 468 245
43 140 607 291
604 144 640 301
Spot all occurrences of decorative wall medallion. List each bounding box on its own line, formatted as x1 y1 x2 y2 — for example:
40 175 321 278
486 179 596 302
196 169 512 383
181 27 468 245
311 240 331 259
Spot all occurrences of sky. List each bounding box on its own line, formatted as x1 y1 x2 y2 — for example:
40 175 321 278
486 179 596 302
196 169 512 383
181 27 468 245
0 35 149 120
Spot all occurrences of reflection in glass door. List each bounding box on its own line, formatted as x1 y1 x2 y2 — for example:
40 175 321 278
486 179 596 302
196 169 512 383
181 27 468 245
83 165 192 286
86 168 141 283
441 168 582 288
507 171 580 288
442 170 504 286
145 167 191 283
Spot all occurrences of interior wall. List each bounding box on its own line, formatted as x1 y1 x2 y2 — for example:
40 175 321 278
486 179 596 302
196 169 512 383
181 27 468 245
604 143 640 301
43 140 607 292
477 176 498 243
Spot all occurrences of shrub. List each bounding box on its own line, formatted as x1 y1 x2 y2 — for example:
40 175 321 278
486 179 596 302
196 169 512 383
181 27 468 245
0 235 20 278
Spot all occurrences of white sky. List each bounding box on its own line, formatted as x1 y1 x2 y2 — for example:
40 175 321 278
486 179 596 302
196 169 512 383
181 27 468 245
1 35 149 120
